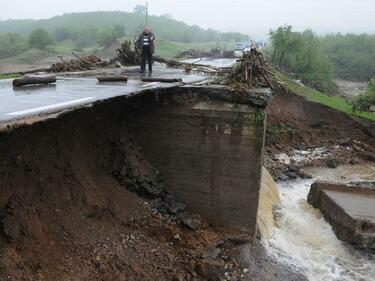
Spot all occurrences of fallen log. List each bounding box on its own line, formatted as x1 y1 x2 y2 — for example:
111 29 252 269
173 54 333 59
97 75 128 82
13 75 57 87
141 77 182 83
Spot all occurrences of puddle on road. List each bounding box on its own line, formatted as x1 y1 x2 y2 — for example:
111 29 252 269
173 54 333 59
263 164 375 281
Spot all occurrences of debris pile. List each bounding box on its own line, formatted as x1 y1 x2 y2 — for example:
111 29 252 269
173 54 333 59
228 48 274 89
115 40 140 66
176 48 236 59
50 55 110 73
115 40 182 68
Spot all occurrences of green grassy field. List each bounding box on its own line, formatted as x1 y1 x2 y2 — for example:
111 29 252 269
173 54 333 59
155 39 235 58
0 73 20 79
275 70 375 122
1 39 235 66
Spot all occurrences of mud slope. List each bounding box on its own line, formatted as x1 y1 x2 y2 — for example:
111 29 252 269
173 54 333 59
0 89 229 281
265 88 375 176
0 93 168 280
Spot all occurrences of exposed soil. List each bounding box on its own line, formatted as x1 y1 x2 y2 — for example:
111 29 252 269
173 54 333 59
264 88 375 179
0 90 304 281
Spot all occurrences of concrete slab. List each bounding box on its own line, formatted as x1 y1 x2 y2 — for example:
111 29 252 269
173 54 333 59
0 65 207 124
308 181 375 251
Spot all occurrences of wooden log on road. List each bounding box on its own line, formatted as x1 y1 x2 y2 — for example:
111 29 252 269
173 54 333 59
141 77 182 83
97 75 128 82
13 75 57 87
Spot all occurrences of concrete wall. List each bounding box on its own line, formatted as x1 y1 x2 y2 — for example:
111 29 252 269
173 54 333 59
0 86 268 236
126 88 267 234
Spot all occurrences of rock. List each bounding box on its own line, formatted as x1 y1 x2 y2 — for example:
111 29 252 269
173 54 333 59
139 182 164 198
299 169 313 179
349 158 360 165
182 214 202 230
224 234 251 246
277 174 289 181
288 164 298 172
326 159 339 169
286 171 298 179
358 151 375 162
167 201 187 214
195 259 225 281
338 137 351 145
353 144 362 152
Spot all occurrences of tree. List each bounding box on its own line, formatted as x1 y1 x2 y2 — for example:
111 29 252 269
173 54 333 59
29 29 54 49
134 4 147 14
352 79 375 112
269 25 301 66
268 25 333 90
0 33 29 57
97 25 126 47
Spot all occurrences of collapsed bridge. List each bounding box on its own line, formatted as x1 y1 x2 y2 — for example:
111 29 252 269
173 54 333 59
0 64 271 240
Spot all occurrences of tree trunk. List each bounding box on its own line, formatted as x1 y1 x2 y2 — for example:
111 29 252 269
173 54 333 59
141 77 182 83
13 75 56 87
97 75 128 82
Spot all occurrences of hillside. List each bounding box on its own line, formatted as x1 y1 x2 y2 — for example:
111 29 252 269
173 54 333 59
0 11 248 43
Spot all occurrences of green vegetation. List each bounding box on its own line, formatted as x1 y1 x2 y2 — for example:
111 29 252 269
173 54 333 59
0 11 248 44
155 39 234 58
352 79 375 112
267 25 375 91
96 25 125 47
0 33 29 58
29 28 54 49
321 34 375 81
0 73 20 80
275 70 375 122
0 10 247 62
268 25 333 91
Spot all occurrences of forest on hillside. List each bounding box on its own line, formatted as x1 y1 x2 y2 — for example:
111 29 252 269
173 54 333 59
0 10 248 58
268 25 375 87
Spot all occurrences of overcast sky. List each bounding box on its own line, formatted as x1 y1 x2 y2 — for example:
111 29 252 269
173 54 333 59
1 0 374 37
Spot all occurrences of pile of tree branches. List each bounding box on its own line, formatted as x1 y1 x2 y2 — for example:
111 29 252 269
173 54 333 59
176 48 236 59
114 40 182 68
226 48 284 91
50 54 110 72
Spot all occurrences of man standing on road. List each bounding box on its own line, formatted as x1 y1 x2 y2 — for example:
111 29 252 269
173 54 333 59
137 26 156 73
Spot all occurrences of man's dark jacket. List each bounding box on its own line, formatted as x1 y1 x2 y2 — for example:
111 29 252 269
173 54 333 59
137 32 156 55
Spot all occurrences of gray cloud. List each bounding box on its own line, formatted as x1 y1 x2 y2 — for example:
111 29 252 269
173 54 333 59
1 0 374 37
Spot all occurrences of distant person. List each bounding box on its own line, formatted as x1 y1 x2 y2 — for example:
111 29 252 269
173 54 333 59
137 26 156 73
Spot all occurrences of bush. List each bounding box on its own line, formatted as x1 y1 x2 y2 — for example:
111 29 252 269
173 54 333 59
29 28 54 49
0 33 29 57
97 25 125 47
352 79 375 112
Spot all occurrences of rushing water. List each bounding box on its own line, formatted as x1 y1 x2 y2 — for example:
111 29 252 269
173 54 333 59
263 165 375 281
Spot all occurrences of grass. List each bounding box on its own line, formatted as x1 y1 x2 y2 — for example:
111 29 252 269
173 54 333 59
156 39 235 58
1 38 236 66
274 70 375 122
0 73 20 79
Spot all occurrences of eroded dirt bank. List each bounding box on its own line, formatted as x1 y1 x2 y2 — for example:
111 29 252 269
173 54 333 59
0 88 304 281
265 88 375 179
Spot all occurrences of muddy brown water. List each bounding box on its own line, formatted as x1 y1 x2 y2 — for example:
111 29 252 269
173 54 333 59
264 164 375 281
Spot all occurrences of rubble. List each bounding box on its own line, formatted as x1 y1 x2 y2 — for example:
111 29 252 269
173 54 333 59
308 181 375 251
176 48 236 59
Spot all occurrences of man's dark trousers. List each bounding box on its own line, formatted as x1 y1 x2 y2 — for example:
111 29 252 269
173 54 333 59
141 46 153 73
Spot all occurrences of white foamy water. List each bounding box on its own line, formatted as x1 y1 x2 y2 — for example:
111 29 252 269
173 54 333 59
264 176 375 281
